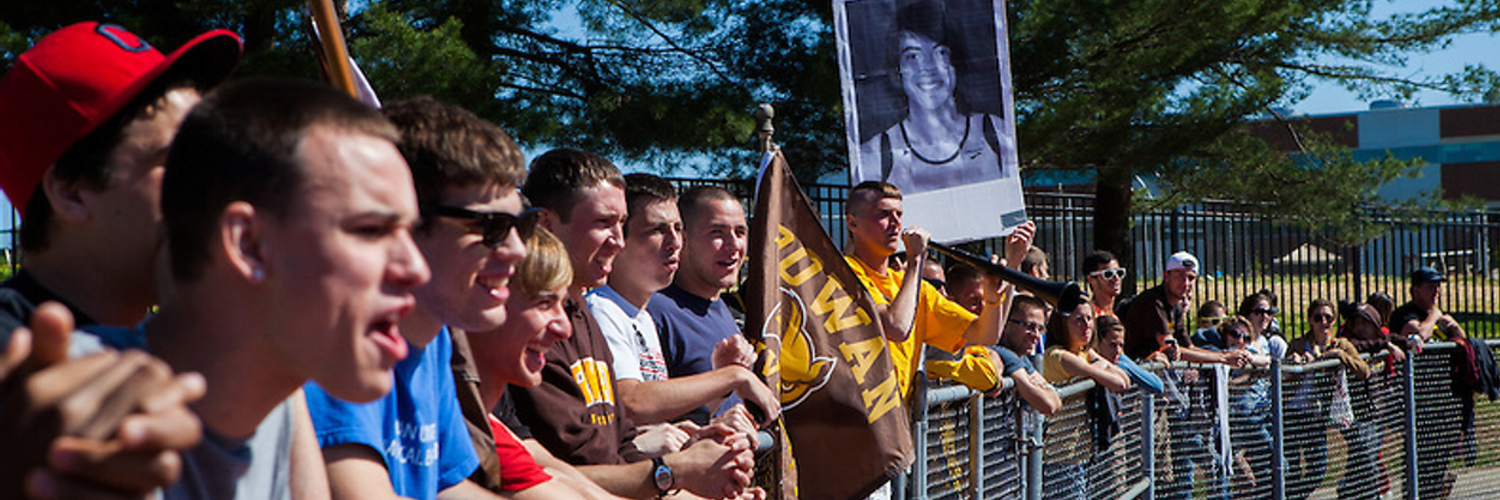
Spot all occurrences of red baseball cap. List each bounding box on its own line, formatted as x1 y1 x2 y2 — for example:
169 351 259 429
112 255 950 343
0 22 242 213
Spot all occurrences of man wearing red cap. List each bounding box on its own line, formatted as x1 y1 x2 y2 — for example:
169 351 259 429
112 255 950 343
0 22 240 499
0 22 240 336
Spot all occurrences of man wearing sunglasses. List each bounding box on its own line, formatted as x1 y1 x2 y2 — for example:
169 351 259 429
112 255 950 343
989 295 1061 414
304 97 531 500
1082 250 1126 319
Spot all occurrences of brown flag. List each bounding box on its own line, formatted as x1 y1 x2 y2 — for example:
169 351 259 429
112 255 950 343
746 152 913 500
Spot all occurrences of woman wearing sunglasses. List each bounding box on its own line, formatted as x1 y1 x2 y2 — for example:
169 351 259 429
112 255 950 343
1237 292 1288 362
1220 316 1272 500
1283 299 1371 500
1288 300 1369 373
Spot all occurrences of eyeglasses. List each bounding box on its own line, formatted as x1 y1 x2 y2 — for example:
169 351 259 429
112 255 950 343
1249 307 1279 315
1310 313 1334 323
1225 329 1248 340
1089 268 1127 280
422 204 539 248
1200 316 1227 327
1007 319 1045 334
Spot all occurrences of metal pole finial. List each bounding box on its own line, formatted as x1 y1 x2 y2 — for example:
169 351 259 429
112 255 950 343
754 103 778 153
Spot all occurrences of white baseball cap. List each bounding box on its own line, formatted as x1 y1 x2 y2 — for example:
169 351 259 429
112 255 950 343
1166 252 1199 273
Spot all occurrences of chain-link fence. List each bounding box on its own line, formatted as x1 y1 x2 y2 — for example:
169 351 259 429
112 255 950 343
888 340 1500 500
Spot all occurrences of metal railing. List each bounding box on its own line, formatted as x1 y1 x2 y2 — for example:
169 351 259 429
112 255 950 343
891 340 1500 500
663 178 1500 338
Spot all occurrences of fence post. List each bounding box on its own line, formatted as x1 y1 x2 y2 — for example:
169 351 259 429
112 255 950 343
1027 356 1044 500
1170 206 1183 253
910 372 930 500
1403 355 1420 500
1270 359 1286 500
969 395 984 500
1142 387 1156 500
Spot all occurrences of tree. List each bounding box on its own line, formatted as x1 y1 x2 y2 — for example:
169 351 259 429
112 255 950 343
4 0 1497 280
1005 0 1498 292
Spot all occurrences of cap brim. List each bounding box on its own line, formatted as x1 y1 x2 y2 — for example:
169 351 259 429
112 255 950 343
91 29 242 139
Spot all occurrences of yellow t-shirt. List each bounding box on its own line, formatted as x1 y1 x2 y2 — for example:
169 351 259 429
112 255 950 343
1042 345 1101 385
846 255 978 398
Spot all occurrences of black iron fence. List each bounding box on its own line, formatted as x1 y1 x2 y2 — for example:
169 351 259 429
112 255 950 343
666 178 1500 339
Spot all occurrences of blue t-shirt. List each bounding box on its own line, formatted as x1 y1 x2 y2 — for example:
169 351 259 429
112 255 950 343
647 284 745 422
304 328 478 499
988 345 1035 377
647 284 739 379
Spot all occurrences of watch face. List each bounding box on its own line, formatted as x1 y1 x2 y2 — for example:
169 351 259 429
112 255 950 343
654 464 674 491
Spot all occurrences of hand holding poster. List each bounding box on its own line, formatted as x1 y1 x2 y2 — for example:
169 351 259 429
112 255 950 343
835 0 1027 243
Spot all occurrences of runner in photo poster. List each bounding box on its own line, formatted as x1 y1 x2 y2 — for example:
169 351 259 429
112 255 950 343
837 0 1026 242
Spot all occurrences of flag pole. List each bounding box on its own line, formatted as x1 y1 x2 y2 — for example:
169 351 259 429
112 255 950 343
307 0 358 97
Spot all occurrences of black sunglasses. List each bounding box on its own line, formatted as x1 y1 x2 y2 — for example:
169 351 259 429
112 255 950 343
423 204 539 248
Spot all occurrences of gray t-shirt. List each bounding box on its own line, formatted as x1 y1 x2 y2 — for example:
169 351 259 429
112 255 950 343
164 396 296 500
74 324 297 500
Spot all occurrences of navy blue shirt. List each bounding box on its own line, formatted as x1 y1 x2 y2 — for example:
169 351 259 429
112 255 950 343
647 284 740 379
647 284 744 423
988 344 1036 377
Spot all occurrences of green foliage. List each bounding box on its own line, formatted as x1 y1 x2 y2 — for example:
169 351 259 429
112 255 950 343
1 0 1495 204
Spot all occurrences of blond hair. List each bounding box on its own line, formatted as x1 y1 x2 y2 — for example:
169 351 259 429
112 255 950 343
514 227 572 298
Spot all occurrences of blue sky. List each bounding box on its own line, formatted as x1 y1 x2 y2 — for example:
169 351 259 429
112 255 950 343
1294 0 1498 115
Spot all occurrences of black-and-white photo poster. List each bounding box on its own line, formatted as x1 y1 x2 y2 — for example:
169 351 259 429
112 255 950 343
835 0 1026 243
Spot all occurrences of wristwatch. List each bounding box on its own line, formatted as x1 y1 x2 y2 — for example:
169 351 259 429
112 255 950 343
651 456 677 497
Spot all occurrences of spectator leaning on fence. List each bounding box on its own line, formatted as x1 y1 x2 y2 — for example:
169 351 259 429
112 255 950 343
1339 302 1408 363
465 226 633 499
989 294 1062 414
143 77 432 499
1093 315 1165 393
1191 300 1229 350
1288 299 1370 376
1238 292 1288 361
1391 266 1467 343
1284 299 1370 500
589 173 772 445
1221 316 1274 500
1042 293 1131 392
1123 251 1249 366
647 185 758 425
1081 250 1125 319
